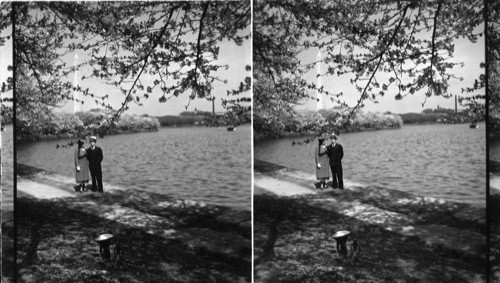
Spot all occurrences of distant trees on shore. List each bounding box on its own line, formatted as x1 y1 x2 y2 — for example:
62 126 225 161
348 111 403 131
155 115 206 127
17 109 160 143
156 110 251 127
400 108 483 124
16 106 250 143
179 111 212 117
255 108 403 138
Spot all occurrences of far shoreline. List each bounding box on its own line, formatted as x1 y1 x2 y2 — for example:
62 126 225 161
254 125 402 143
17 127 159 145
17 123 251 144
254 122 483 143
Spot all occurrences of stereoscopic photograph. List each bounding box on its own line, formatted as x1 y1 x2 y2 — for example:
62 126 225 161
2 1 251 282
253 0 491 282
2 0 500 282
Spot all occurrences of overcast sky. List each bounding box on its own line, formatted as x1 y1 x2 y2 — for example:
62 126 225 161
56 16 251 117
1 3 252 117
2 4 485 116
297 33 485 114
0 13 251 117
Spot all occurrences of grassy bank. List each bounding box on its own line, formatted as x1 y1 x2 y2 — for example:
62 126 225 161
490 159 500 279
16 186 251 282
254 194 486 282
489 195 500 280
253 159 487 282
2 216 14 283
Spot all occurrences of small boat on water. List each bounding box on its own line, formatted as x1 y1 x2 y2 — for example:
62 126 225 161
470 123 478 129
227 126 236 131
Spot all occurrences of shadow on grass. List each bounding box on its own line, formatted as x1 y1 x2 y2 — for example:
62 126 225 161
254 194 486 282
324 185 486 234
17 195 250 283
76 189 251 239
488 195 500 281
490 160 500 174
2 219 14 283
1 162 14 283
16 164 46 177
254 196 309 263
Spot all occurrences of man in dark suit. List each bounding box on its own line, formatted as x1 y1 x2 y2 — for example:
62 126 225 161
87 136 104 192
327 134 344 189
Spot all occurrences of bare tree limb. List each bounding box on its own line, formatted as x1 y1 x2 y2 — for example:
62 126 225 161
429 2 442 87
112 6 178 121
345 4 410 123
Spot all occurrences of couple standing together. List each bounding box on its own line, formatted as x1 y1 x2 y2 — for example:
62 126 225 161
315 133 344 189
74 136 104 193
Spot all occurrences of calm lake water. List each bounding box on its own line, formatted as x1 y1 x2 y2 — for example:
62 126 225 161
1 125 14 213
255 123 486 207
18 125 252 210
